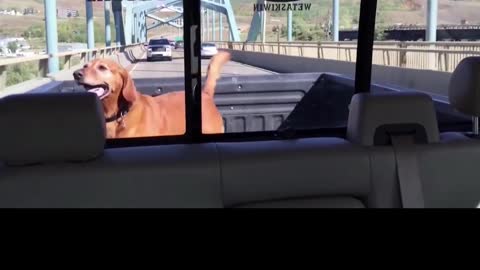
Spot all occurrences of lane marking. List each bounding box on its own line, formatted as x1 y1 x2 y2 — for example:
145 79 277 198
129 51 146 74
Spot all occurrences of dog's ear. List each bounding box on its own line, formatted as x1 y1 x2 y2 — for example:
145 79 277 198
119 68 138 103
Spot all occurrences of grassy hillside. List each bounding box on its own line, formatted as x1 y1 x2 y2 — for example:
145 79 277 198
0 1 113 49
2 0 480 45
0 0 106 17
232 0 480 28
232 0 399 41
231 0 480 41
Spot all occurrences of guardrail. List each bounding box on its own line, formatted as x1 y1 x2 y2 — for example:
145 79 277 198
216 41 480 73
0 43 143 90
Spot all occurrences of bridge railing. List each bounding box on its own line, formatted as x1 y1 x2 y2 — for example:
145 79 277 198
216 41 480 73
0 43 143 91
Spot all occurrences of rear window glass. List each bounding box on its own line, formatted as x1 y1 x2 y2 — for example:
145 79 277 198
0 1 188 139
0 1 362 139
11 1 471 141
372 0 478 129
201 0 360 134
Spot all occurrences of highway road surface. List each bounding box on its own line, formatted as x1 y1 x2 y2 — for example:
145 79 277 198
2 49 276 98
130 50 276 79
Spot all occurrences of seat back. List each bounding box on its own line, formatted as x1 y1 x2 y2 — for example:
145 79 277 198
0 92 105 165
0 144 223 208
0 93 222 208
217 138 370 208
347 92 440 208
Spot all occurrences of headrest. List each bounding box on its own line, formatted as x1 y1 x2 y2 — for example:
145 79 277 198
347 92 439 146
449 57 480 117
0 93 106 165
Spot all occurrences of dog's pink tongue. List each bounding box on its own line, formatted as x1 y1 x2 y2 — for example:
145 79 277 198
88 87 106 98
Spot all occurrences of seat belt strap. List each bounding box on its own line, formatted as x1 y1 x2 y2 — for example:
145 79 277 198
391 135 425 208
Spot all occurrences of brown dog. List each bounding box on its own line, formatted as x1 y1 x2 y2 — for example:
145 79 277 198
73 51 230 138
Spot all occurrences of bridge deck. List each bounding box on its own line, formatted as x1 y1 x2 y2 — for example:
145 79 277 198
130 51 276 79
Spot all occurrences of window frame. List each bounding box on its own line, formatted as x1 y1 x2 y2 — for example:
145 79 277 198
105 0 378 148
354 0 378 94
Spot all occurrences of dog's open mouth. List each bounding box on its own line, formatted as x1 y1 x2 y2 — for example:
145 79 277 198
79 83 111 100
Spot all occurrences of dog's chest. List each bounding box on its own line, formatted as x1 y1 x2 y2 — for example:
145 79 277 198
106 122 123 139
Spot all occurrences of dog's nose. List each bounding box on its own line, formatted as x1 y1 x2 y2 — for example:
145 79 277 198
73 70 83 81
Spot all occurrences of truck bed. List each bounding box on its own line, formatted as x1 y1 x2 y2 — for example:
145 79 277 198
33 72 472 134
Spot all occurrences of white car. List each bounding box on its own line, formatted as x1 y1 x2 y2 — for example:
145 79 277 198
147 38 173 61
201 43 218 58
16 51 35 57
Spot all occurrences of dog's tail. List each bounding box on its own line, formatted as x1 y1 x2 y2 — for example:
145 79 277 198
203 51 231 97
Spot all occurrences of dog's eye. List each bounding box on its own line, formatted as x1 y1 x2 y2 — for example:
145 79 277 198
83 64 88 69
98 65 108 71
